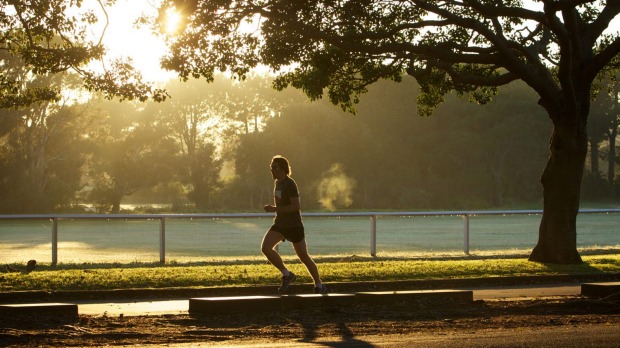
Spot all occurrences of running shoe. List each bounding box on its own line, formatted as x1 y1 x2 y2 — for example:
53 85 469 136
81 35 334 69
314 284 328 294
278 272 296 293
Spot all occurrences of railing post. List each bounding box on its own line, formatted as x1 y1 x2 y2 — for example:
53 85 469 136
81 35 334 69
370 215 377 257
159 217 166 264
463 214 470 255
51 218 58 266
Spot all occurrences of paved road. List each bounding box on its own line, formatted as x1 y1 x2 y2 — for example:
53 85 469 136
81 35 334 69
75 283 582 316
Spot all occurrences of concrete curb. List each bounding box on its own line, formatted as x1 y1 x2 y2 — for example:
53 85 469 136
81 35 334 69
188 290 474 314
0 302 78 316
581 282 620 298
356 289 473 304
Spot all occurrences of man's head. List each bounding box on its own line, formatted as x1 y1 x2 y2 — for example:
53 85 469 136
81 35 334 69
271 155 291 176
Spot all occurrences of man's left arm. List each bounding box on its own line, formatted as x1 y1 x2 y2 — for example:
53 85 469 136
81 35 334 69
264 196 300 213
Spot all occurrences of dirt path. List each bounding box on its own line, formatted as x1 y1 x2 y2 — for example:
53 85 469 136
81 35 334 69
1 296 618 347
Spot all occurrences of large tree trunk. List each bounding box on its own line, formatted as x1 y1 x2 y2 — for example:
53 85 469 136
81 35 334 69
111 202 121 214
529 120 586 264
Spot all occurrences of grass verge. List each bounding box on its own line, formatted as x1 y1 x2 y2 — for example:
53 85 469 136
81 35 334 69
1 254 619 292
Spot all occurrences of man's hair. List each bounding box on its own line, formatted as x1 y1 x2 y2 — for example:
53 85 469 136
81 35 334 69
272 155 291 175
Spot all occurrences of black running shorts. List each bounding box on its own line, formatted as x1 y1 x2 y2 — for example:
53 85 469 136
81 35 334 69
270 224 305 243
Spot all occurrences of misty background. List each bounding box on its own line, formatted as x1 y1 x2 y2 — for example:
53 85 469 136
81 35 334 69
0 74 618 214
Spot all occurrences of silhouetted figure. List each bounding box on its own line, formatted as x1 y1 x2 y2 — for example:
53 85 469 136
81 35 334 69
261 155 327 294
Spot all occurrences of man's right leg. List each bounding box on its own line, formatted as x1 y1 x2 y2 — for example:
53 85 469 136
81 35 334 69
261 229 296 293
261 229 287 271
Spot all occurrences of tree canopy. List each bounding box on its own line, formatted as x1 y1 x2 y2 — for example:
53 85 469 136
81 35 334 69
158 0 619 112
0 0 167 109
155 0 620 264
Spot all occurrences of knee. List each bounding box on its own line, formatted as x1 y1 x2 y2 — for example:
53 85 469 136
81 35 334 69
261 244 274 255
296 251 311 263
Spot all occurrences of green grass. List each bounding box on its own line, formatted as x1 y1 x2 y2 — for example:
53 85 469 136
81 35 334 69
1 254 619 292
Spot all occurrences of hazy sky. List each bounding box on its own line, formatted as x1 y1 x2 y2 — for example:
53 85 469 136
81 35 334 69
91 0 173 82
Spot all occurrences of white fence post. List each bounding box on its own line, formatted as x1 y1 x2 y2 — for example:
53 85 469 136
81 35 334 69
159 217 166 264
370 215 377 257
463 214 470 255
51 217 58 266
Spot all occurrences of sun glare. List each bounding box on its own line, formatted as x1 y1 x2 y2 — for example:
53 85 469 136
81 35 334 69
164 8 182 34
84 1 175 83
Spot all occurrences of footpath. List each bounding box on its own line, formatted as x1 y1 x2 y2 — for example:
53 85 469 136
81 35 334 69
1 273 619 317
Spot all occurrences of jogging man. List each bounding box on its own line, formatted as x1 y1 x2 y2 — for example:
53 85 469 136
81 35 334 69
262 155 327 294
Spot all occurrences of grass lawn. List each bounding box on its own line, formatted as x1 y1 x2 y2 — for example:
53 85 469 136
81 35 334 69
1 254 619 292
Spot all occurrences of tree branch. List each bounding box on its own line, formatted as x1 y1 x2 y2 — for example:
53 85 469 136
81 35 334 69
462 0 546 23
543 0 597 11
586 37 620 81
588 1 620 39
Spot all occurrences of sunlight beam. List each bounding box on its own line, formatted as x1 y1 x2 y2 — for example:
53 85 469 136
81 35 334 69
164 7 182 35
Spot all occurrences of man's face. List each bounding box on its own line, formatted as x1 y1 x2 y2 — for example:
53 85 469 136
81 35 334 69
270 162 283 179
271 162 281 179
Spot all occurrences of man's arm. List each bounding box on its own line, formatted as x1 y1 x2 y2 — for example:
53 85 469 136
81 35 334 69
264 197 300 213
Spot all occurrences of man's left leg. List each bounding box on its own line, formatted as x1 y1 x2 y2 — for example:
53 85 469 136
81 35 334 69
293 239 327 293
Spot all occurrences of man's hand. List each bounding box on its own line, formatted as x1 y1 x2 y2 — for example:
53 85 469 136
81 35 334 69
264 204 277 213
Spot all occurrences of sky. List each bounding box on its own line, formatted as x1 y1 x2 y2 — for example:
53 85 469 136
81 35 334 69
92 0 175 82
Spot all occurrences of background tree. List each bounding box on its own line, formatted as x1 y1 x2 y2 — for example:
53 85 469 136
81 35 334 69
148 79 225 210
585 81 618 199
609 79 620 194
222 76 289 136
143 76 284 210
85 98 177 213
156 0 620 264
432 82 551 207
588 74 620 197
232 77 550 211
0 73 89 212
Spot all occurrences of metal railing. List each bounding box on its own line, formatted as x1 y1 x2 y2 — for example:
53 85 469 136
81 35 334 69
1 209 619 265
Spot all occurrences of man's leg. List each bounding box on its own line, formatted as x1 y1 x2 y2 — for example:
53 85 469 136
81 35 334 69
262 229 297 293
261 229 287 273
292 239 322 285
